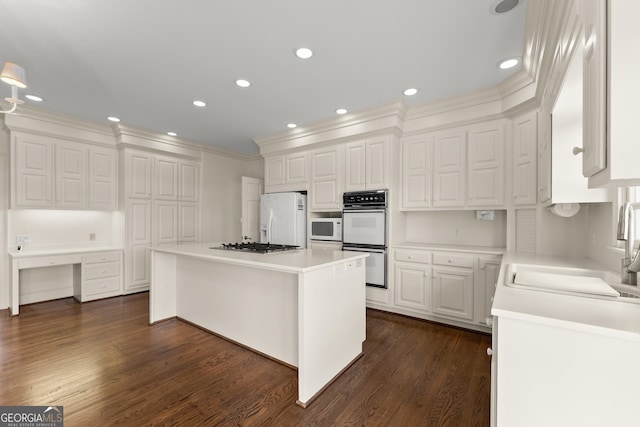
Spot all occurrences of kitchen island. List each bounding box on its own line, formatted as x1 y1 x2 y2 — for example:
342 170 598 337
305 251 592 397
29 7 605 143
148 242 368 407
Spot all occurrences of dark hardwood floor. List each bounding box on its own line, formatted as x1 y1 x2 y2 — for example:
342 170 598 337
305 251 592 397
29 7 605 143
0 293 491 426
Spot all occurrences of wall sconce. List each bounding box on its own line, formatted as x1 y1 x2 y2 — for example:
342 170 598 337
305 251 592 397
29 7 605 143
0 62 27 114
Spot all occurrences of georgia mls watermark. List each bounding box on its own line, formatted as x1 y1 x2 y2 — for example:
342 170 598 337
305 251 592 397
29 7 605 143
0 406 63 427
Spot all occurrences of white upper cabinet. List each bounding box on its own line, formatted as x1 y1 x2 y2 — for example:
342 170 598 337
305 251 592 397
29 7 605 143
467 121 504 207
155 156 179 200
264 152 308 192
88 146 117 210
12 133 116 210
13 134 54 208
345 137 389 192
125 150 153 199
432 130 466 208
584 0 640 187
55 142 87 209
310 145 343 211
512 112 538 206
401 134 433 209
178 202 200 242
179 161 199 202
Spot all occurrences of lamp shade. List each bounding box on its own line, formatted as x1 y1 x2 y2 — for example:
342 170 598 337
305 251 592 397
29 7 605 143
0 62 27 88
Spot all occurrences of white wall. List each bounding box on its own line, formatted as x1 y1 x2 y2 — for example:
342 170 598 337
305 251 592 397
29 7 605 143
200 150 263 243
0 123 8 309
402 210 507 248
8 209 119 249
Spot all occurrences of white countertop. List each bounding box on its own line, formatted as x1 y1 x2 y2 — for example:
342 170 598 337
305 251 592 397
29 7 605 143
393 242 505 254
149 242 369 274
8 245 124 258
493 251 640 341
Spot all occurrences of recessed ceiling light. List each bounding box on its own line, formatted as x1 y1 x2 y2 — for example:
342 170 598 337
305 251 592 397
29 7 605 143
193 100 206 107
295 47 313 59
491 0 520 14
336 108 348 115
25 94 43 102
498 57 520 69
403 88 418 96
236 79 251 88
107 116 120 123
287 123 297 129
167 131 178 137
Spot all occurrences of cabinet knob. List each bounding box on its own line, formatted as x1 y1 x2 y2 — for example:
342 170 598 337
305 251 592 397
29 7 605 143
49 260 55 265
572 146 584 155
448 259 453 263
486 347 493 356
408 255 413 259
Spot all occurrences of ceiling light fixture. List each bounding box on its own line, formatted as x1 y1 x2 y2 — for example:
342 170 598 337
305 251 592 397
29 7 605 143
498 57 520 69
295 47 313 59
25 94 43 102
335 108 347 115
167 131 178 137
235 79 251 88
0 61 27 114
403 88 418 96
287 123 297 129
107 116 120 123
491 0 520 14
193 100 206 107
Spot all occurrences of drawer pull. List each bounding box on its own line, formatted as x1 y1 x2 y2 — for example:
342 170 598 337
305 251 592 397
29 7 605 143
49 260 55 265
101 270 106 274
101 257 107 261
448 259 453 263
408 255 413 259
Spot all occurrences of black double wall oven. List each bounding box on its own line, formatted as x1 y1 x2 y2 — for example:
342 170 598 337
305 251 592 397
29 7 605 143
342 190 387 288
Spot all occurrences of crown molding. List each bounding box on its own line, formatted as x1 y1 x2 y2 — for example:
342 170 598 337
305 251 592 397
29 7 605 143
2 105 115 146
254 100 407 155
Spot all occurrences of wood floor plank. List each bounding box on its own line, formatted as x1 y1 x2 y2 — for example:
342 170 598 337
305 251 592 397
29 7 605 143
0 293 491 426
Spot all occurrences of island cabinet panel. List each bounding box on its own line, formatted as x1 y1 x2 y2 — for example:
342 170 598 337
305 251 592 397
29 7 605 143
467 122 504 207
432 130 466 208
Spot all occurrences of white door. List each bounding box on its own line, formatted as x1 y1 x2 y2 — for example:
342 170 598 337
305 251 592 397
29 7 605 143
241 176 263 242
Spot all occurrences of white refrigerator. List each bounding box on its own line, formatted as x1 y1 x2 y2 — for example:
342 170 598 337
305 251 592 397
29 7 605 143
260 192 307 248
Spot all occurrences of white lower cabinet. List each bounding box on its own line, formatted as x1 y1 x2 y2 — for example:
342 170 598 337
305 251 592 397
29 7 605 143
432 265 474 321
390 246 503 331
74 251 123 302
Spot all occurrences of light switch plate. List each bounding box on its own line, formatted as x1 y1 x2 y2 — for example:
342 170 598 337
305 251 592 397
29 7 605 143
16 235 31 245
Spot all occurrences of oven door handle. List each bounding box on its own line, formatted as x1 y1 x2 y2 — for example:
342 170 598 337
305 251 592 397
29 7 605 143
342 247 387 254
343 209 386 214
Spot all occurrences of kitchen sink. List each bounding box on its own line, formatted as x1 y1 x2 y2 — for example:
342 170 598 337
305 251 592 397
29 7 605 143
505 263 640 303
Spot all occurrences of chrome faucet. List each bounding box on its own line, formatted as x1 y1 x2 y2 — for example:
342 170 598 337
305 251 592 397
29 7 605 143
616 201 640 285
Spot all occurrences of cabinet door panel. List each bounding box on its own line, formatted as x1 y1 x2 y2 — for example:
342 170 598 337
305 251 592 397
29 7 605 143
179 203 199 242
433 267 473 320
468 124 504 207
512 113 537 206
433 131 466 207
286 153 308 183
129 201 151 244
89 148 117 210
155 157 179 200
395 264 431 311
402 136 432 208
265 156 285 186
56 143 87 208
128 153 152 199
15 137 54 207
129 244 150 288
179 161 199 201
366 139 387 190
154 201 178 243
345 142 366 191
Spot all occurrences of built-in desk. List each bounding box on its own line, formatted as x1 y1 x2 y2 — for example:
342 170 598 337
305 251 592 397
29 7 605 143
8 247 123 315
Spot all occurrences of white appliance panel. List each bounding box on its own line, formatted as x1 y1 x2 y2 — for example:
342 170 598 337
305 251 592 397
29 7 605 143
260 192 307 248
343 247 386 288
342 210 386 246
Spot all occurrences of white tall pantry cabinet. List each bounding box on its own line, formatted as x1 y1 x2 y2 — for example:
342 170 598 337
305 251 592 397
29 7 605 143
120 149 201 294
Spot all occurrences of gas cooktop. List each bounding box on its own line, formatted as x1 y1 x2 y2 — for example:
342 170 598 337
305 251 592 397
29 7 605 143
216 242 300 254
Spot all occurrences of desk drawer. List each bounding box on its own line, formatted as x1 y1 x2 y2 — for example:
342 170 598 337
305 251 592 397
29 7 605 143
83 251 121 264
84 262 121 280
432 253 474 268
17 254 82 269
84 276 121 297
395 249 431 264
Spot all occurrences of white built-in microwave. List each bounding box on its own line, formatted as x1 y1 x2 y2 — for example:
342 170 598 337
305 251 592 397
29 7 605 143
310 218 342 241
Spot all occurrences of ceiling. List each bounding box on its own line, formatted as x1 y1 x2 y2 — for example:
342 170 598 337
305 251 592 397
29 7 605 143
0 0 527 155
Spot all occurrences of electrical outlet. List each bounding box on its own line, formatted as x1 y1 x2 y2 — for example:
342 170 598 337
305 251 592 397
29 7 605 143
89 233 96 241
16 235 31 245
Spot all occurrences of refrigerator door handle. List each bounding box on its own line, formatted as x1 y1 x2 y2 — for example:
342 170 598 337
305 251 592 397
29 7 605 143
267 209 274 243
